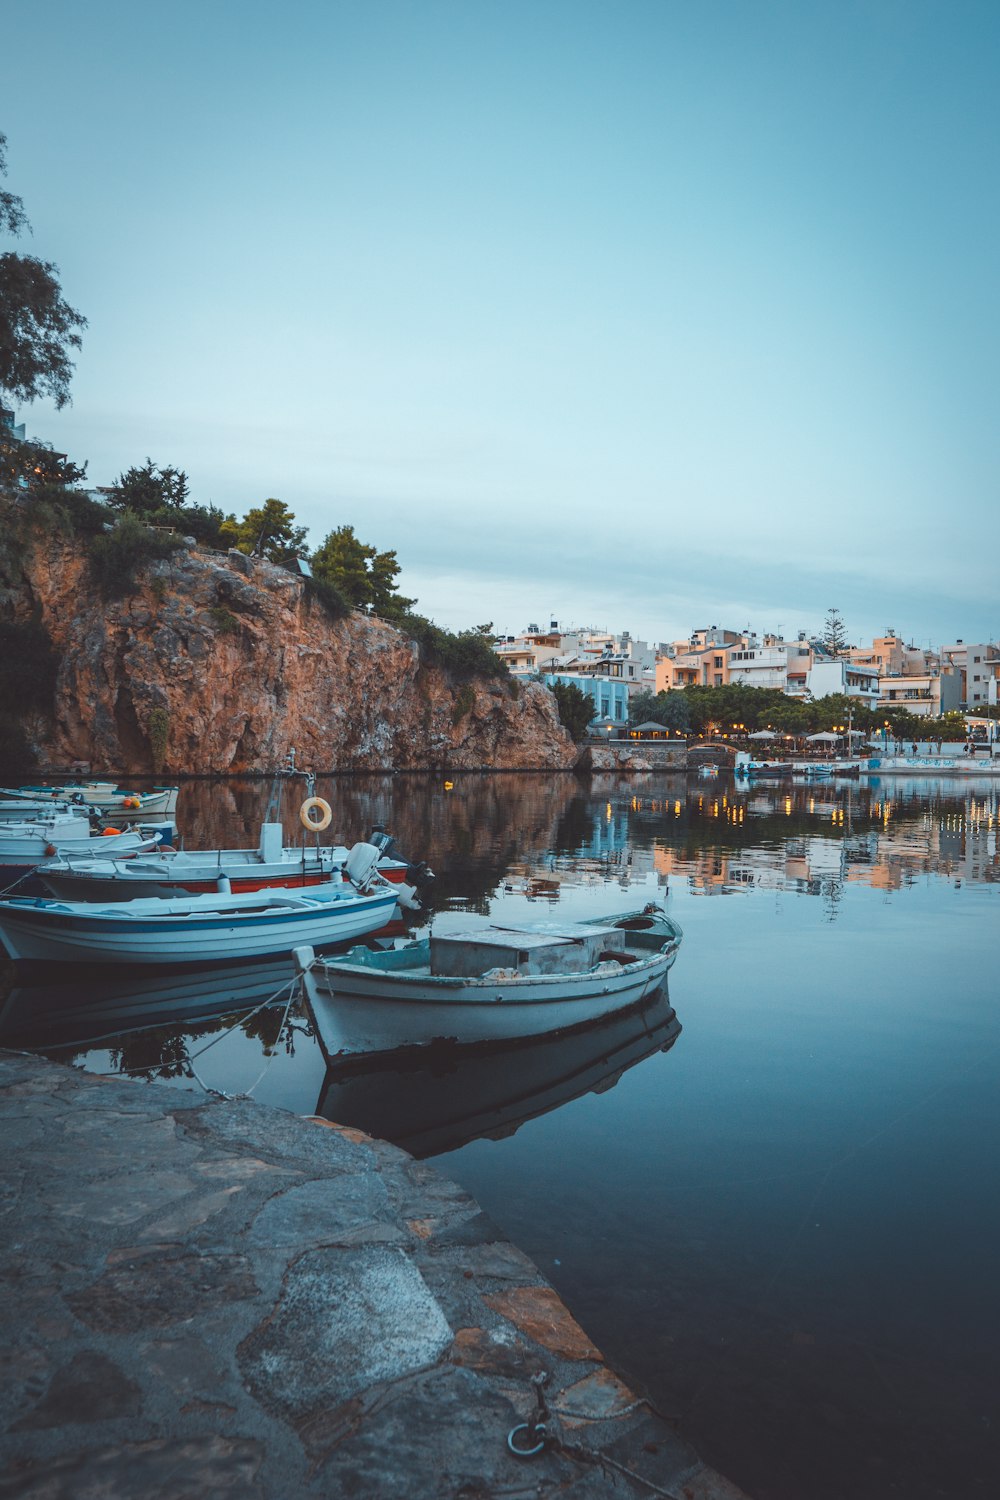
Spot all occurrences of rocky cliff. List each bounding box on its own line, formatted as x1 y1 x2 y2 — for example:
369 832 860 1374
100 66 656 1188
8 530 576 775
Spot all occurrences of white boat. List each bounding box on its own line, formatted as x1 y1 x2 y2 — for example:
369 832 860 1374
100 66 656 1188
37 822 420 903
0 844 402 965
15 782 179 819
0 815 161 888
0 798 78 821
296 905 683 1061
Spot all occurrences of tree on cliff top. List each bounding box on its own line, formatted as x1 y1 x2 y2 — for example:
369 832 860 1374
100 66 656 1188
110 458 190 516
220 498 309 564
311 524 415 618
0 133 86 409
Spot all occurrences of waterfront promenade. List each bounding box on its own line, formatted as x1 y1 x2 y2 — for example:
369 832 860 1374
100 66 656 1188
0 1052 747 1499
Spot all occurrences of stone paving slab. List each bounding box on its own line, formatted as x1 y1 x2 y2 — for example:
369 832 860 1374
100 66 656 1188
0 1052 750 1499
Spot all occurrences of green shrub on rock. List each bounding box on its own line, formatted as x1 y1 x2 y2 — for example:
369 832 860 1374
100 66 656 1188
89 512 184 600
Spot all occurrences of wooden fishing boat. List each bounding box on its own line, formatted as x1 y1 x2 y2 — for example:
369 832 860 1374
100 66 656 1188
295 905 683 1061
0 845 402 965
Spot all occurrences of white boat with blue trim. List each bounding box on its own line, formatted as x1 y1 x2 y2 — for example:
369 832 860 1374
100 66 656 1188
0 843 402 965
295 905 682 1060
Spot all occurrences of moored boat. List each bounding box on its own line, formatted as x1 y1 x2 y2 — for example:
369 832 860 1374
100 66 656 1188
37 822 424 902
295 905 683 1061
16 782 180 818
0 844 403 965
733 752 792 780
0 815 162 890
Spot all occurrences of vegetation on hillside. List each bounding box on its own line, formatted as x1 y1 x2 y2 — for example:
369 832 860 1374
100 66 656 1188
398 616 508 681
550 681 595 740
89 511 185 600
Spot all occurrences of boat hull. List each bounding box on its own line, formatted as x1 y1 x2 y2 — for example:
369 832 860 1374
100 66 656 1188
39 849 411 902
302 941 679 1059
0 887 400 965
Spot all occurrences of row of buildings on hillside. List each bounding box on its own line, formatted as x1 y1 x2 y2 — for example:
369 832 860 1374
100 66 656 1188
493 620 1000 730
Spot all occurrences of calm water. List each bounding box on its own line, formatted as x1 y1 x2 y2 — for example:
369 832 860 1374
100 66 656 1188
2 770 998 1500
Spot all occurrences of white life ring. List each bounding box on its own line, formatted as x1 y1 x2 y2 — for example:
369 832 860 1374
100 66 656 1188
300 796 332 833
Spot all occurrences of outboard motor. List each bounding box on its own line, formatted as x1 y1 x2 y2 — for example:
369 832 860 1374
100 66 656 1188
368 826 399 861
345 841 383 889
406 859 435 889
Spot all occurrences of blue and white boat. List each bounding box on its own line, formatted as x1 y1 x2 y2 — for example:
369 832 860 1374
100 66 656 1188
296 906 683 1060
0 844 402 965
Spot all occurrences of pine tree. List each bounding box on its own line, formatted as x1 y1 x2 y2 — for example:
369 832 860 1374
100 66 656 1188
823 607 848 655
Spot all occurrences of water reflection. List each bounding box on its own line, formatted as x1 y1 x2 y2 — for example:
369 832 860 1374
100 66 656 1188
0 955 303 1055
315 987 680 1158
106 770 1000 911
3 770 998 1500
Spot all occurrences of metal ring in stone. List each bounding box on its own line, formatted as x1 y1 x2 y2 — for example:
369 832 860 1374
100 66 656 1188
507 1422 547 1458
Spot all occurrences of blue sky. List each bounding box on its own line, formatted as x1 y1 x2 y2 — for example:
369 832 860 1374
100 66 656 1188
4 0 998 647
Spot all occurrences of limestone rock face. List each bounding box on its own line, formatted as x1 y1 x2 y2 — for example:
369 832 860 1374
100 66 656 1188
16 541 576 775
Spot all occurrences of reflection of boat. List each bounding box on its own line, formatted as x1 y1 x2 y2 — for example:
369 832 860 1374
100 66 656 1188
296 906 682 1060
314 986 681 1157
0 956 299 1050
0 846 401 965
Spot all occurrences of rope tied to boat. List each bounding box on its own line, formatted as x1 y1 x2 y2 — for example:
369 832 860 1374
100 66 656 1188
0 867 43 898
183 975 300 1100
507 1371 684 1499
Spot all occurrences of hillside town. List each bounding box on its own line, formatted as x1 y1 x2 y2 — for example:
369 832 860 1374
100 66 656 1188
493 619 1000 732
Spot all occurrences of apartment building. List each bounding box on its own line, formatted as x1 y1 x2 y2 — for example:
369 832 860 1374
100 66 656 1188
806 660 880 709
728 634 816 696
942 641 1000 708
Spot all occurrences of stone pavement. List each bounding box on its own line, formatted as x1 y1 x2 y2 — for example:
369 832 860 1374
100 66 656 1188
0 1052 749 1499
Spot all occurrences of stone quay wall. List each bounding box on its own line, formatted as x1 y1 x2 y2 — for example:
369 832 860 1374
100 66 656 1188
0 1052 747 1500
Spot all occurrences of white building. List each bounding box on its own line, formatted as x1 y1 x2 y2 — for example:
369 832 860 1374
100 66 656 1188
806 660 880 709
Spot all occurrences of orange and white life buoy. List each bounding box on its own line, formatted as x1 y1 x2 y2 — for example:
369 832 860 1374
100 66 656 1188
300 796 332 833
